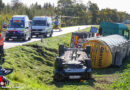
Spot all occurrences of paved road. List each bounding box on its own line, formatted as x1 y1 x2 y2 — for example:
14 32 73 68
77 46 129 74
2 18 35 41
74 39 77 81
4 25 91 49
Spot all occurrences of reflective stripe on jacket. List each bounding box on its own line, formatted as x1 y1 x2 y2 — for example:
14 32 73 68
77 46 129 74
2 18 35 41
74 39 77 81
0 34 4 45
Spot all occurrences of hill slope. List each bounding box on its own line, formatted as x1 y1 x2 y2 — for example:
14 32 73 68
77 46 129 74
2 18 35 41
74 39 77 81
3 28 130 90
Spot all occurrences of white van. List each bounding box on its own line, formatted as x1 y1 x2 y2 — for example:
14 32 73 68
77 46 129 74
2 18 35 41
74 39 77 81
5 15 31 41
32 16 53 37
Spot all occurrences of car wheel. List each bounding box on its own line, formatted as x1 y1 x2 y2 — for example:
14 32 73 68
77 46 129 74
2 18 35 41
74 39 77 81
59 45 64 56
83 72 92 80
87 72 92 79
55 58 63 70
54 73 64 82
85 59 91 68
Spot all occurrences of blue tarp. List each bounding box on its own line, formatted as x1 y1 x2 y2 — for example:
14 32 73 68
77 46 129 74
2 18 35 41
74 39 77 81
90 27 98 33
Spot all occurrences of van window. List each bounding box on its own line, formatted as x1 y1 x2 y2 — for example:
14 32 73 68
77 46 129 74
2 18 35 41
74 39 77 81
8 21 25 28
32 20 46 26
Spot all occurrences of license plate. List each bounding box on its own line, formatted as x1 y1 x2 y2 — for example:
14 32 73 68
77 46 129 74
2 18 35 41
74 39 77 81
11 37 17 39
69 75 81 79
35 33 40 34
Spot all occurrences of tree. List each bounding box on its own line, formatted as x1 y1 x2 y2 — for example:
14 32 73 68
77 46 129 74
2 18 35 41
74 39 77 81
58 0 74 8
87 1 99 24
0 0 4 12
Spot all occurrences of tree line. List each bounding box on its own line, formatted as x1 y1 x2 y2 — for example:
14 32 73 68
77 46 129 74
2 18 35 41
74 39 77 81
0 0 130 27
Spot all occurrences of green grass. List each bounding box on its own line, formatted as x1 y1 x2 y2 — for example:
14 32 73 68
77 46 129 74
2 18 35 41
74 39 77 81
112 57 130 90
2 27 130 90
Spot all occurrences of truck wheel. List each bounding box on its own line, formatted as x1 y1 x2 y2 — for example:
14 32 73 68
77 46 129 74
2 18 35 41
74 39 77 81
59 45 64 56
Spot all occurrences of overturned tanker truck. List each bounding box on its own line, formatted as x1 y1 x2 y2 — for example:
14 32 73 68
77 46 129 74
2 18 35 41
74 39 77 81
83 35 130 68
70 32 130 68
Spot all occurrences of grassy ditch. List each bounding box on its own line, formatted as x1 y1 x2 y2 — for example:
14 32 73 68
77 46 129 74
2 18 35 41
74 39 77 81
2 27 130 90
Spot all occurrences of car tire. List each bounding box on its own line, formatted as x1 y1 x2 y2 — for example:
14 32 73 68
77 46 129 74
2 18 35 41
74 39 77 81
55 58 63 70
85 59 91 68
54 73 64 82
87 72 92 79
59 45 64 56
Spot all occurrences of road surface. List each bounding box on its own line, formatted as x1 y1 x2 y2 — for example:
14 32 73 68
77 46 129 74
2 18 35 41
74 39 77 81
4 25 90 49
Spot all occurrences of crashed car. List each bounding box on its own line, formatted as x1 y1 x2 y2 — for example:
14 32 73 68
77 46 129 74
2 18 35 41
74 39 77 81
0 67 13 87
53 45 92 82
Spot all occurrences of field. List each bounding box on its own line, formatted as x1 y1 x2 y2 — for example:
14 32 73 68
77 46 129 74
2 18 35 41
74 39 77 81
2 27 130 90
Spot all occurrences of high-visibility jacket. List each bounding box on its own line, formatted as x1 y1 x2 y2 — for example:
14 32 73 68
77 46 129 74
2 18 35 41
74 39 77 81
0 33 4 46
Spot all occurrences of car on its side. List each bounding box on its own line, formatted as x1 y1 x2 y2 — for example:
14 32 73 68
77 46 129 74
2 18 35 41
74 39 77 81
54 45 92 82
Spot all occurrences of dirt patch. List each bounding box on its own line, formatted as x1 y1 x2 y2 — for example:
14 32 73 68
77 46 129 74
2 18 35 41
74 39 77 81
94 87 104 90
97 79 113 84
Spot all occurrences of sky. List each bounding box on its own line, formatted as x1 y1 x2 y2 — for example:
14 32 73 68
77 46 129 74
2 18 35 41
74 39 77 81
2 0 130 14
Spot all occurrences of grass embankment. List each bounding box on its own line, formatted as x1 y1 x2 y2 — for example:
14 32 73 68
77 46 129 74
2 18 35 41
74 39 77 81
3 27 130 90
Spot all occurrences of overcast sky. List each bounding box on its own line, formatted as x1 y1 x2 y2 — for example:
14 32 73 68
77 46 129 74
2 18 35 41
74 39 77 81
2 0 130 14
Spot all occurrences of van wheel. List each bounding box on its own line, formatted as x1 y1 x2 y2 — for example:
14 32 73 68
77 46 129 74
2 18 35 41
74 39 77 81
28 37 31 41
50 32 52 37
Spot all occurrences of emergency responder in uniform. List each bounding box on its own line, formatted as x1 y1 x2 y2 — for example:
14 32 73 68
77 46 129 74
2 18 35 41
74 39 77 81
0 26 6 64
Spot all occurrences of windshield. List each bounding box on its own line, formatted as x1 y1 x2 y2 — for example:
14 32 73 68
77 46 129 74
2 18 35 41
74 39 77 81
8 21 25 28
32 20 46 26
